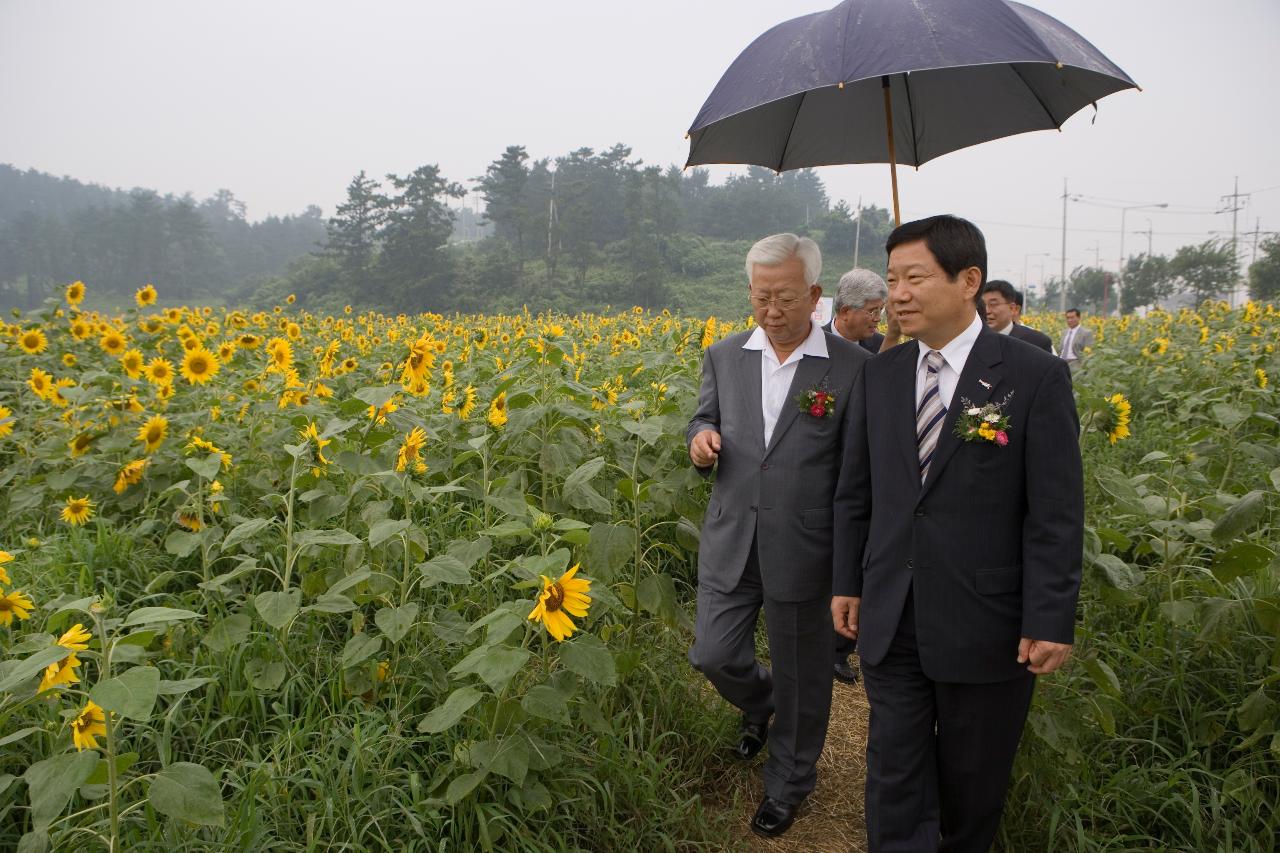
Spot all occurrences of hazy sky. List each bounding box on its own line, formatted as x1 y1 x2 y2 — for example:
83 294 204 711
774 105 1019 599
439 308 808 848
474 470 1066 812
3 0 1278 294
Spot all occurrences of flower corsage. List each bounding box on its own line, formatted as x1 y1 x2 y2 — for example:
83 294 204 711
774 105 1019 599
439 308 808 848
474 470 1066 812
954 393 1013 446
796 384 835 418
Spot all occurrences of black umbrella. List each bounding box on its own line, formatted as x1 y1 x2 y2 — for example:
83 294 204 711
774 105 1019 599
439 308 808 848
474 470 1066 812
685 0 1138 224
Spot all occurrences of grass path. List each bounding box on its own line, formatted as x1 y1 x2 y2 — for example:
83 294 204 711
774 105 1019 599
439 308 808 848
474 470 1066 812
707 679 871 852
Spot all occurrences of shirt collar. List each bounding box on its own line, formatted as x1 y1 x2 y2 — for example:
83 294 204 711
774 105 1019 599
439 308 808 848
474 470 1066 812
917 312 984 373
743 321 829 361
996 322 1014 335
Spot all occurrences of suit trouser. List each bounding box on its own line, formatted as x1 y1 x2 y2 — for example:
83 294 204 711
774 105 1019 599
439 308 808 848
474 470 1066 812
862 588 1035 853
835 631 858 663
688 538 834 805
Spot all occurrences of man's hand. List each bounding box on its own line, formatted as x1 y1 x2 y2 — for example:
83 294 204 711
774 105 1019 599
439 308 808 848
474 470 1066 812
880 301 903 352
689 430 721 468
1017 638 1072 674
832 595 860 640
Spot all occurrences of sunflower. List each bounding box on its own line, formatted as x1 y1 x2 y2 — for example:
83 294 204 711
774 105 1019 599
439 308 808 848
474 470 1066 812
285 322 301 340
1258 368 1269 390
135 284 157 306
299 421 331 466
112 458 149 494
527 564 592 642
0 553 9 586
0 405 13 439
39 650 83 693
60 495 95 526
144 358 175 386
0 588 36 626
70 319 92 340
341 357 358 372
120 349 144 378
487 393 508 429
137 414 169 453
49 378 76 408
65 280 86 305
237 333 262 349
286 294 296 305
165 308 182 324
28 368 53 399
71 701 107 751
181 348 220 385
176 513 204 531
266 337 293 372
367 397 398 424
68 432 95 457
181 335 201 352
217 342 236 362
457 385 477 420
395 426 427 472
1103 393 1132 445
140 316 164 334
17 328 47 354
99 330 127 356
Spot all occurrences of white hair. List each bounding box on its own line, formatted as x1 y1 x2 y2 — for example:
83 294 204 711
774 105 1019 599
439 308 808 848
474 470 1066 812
744 233 822 287
833 268 889 313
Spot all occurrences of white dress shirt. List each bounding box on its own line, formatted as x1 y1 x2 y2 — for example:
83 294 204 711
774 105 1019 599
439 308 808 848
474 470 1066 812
743 321 829 446
915 312 984 411
1061 326 1079 361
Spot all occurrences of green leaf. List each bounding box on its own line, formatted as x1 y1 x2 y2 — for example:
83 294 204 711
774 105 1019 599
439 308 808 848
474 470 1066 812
340 634 382 669
420 554 472 587
202 612 252 653
374 603 420 644
637 572 692 630
254 589 301 629
419 686 485 733
468 607 526 646
84 752 139 786
560 634 616 687
467 737 531 786
24 751 99 830
1082 658 1122 699
562 457 608 510
149 762 225 827
326 567 372 596
1212 542 1274 583
355 385 399 409
521 684 571 723
444 770 487 804
185 453 222 481
123 607 201 627
482 519 532 538
90 666 160 720
586 523 636 582
294 528 363 547
1237 687 1276 732
246 660 287 691
17 830 49 853
1093 554 1143 590
1159 600 1197 625
0 726 41 748
1211 402 1248 430
622 419 665 445
221 518 272 552
164 530 200 558
51 596 98 616
1211 490 1267 543
305 593 357 614
449 646 532 693
157 677 214 696
369 518 411 548
0 646 73 693
320 417 359 440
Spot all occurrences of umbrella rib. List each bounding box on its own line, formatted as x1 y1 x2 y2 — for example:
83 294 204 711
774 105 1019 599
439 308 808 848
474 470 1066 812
1010 64 1061 129
900 72 921 168
776 91 807 171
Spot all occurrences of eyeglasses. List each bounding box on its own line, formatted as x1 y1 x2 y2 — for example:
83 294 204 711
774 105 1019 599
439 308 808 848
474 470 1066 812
749 293 804 311
860 304 885 318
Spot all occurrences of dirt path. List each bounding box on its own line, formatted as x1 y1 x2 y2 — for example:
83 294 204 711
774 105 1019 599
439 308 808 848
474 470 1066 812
709 679 871 852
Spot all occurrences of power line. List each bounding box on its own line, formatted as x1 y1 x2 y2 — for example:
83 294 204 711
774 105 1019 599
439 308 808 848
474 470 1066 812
973 218 1233 237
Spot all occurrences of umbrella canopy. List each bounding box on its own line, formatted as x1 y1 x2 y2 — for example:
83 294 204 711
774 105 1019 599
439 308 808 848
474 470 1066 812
686 0 1137 218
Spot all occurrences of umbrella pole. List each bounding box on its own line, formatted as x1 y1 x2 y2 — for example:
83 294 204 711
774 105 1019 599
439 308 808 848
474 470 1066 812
881 76 901 226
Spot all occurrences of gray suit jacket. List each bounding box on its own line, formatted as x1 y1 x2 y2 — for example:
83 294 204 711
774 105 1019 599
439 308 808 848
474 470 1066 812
687 330 870 602
1060 325 1095 360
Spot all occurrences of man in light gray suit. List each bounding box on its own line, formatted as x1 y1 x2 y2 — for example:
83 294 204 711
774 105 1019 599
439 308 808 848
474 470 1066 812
1060 307 1096 372
687 233 870 838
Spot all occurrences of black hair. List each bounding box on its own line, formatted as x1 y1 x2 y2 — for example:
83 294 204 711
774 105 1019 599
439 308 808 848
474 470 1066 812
885 215 987 287
1066 307 1082 316
981 280 1018 303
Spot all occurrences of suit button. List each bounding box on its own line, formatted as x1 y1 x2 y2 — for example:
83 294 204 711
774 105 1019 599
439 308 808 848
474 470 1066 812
914 508 925 517
761 462 770 470
750 505 757 512
906 560 914 569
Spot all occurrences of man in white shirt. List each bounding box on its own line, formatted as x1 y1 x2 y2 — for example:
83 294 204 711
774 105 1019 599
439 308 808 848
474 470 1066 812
828 268 888 355
688 233 870 838
1060 308 1096 372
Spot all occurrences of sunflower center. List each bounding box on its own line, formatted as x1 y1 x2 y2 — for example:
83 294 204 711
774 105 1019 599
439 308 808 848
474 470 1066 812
545 583 566 612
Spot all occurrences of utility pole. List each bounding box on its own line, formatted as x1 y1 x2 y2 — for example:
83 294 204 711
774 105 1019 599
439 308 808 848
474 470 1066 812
1144 219 1153 256
1059 179 1068 312
1219 176 1249 306
853 196 863 268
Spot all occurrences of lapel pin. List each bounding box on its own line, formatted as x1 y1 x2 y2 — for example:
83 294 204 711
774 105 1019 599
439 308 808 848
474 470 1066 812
978 379 992 390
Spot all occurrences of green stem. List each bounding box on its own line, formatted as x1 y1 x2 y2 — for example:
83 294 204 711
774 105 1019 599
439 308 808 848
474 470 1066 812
282 454 300 591
92 610 120 852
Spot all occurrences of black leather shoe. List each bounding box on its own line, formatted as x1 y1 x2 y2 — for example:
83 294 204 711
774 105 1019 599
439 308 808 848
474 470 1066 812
734 715 769 761
751 795 801 838
833 657 861 684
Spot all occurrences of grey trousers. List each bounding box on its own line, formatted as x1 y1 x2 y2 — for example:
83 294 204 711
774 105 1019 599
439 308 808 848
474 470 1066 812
688 540 834 805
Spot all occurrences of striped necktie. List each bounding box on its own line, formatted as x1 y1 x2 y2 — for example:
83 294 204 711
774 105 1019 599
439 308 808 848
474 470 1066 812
916 350 947 483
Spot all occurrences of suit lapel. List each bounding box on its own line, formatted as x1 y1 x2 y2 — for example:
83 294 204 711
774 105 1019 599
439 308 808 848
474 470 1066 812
734 347 766 454
920 331 1004 499
764 354 830 458
891 344 922 482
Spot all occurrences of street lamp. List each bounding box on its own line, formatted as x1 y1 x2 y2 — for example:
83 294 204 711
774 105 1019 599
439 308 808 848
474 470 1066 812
1023 252 1050 294
1118 203 1168 314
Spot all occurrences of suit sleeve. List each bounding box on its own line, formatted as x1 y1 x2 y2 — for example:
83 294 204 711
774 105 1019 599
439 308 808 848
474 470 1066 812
686 347 721 477
833 368 871 596
1020 359 1084 643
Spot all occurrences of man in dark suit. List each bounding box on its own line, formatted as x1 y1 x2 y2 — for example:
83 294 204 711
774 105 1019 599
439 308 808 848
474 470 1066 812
828 268 888 356
981 279 1053 353
832 216 1083 852
688 233 870 838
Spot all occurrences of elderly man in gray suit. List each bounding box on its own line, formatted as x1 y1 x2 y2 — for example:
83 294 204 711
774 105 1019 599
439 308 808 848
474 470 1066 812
687 233 870 838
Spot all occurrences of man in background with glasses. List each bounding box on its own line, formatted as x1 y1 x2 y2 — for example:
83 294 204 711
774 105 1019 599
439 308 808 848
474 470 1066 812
828 268 889 356
687 233 871 838
981 279 1053 353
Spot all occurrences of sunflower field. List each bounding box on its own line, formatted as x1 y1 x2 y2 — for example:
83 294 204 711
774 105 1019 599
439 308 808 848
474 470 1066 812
1 284 1278 851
